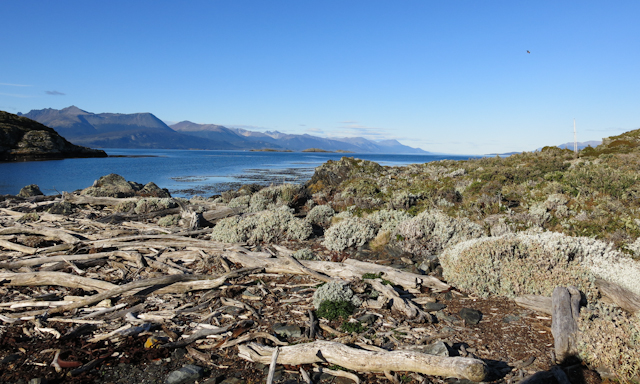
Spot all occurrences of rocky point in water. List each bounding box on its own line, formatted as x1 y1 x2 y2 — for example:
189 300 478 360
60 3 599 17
0 110 107 161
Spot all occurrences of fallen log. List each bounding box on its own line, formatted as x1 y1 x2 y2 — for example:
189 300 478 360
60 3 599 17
514 295 552 315
63 193 138 206
0 271 117 292
0 227 80 244
596 278 640 315
225 251 450 292
237 340 487 381
0 239 37 254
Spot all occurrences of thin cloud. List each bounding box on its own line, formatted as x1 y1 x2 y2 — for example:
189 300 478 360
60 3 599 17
330 123 391 141
339 120 358 124
305 128 324 134
0 83 32 87
0 92 31 98
45 90 65 96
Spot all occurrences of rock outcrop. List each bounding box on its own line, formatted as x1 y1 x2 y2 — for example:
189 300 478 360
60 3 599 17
81 173 170 198
0 110 107 161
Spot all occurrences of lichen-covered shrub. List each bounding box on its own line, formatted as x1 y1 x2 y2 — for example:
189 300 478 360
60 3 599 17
210 207 312 244
248 184 303 212
312 281 362 309
292 248 317 260
323 217 377 251
578 302 640 382
134 198 178 214
392 209 484 257
366 209 412 234
158 214 181 227
209 216 251 243
440 231 640 300
306 204 335 227
227 195 251 211
440 233 596 299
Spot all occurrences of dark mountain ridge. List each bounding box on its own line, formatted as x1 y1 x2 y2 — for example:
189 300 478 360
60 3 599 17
21 106 429 153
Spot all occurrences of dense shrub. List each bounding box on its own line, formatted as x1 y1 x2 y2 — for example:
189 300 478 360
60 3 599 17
392 209 484 257
323 217 377 251
306 204 335 227
210 207 312 244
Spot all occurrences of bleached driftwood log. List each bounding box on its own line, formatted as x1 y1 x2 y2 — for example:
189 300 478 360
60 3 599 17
597 278 640 315
0 239 37 254
225 250 450 292
238 340 487 381
0 271 117 292
514 295 553 315
63 193 138 206
551 286 581 363
0 226 80 244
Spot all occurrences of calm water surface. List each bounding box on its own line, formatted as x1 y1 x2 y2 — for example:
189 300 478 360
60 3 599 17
0 149 478 198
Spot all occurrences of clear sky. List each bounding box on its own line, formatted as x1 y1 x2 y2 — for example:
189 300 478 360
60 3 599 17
1 1 638 154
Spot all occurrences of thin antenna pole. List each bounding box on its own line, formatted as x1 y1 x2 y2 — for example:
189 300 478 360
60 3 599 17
573 118 577 153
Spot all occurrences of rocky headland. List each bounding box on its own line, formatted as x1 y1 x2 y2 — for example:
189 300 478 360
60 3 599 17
1 128 640 383
0 111 107 161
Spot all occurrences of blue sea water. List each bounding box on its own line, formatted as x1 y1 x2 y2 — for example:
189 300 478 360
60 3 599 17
0 149 478 198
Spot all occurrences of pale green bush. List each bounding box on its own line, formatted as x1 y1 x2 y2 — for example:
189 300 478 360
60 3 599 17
578 302 640 383
292 248 317 260
306 204 335 227
228 195 251 211
392 209 484 257
323 217 377 251
158 214 181 227
440 231 640 300
210 207 312 244
248 184 302 212
366 209 411 234
134 198 178 214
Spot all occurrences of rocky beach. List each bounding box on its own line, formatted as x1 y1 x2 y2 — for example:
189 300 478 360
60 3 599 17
2 132 640 384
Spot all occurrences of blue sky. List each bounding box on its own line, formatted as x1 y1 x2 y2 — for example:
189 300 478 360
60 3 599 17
1 1 638 154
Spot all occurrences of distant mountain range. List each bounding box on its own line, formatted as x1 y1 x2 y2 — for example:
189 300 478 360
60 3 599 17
19 106 428 154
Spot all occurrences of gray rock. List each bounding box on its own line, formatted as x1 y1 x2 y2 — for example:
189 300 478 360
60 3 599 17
459 308 482 325
357 313 378 325
273 323 302 338
18 184 43 197
418 255 439 273
165 364 204 384
47 201 75 215
422 302 447 312
140 182 171 198
502 314 520 323
28 379 48 384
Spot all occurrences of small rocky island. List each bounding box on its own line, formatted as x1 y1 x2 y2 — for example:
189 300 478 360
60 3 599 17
0 111 107 161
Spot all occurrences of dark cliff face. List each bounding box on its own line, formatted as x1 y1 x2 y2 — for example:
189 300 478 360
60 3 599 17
0 111 108 161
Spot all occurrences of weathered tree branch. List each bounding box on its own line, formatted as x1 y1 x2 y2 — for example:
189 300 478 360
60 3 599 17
238 340 487 381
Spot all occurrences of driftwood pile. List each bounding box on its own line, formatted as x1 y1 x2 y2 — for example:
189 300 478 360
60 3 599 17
2 191 637 382
0 193 489 383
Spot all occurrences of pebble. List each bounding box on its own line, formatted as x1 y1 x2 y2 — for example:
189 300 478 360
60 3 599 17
273 323 302 338
165 364 204 384
459 308 482 325
357 313 378 325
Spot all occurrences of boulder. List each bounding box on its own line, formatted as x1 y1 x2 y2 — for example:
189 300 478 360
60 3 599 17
18 184 44 197
81 174 172 198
